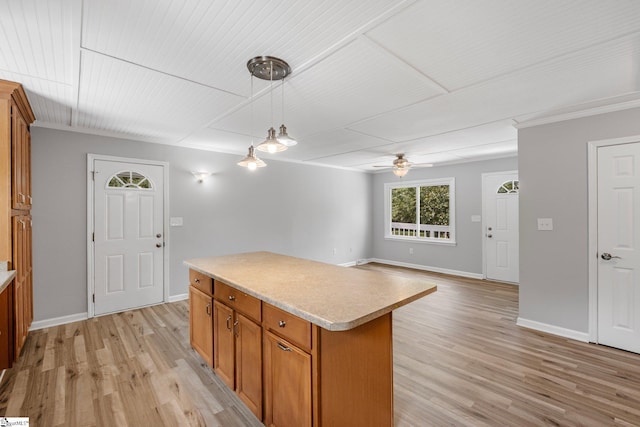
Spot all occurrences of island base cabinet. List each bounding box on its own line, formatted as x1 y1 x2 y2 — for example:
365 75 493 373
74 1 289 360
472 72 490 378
213 300 263 420
318 313 394 427
213 300 235 388
189 286 213 367
263 330 312 427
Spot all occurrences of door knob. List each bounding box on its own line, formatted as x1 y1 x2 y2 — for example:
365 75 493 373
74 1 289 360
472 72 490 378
156 243 162 248
601 252 621 260
156 233 162 238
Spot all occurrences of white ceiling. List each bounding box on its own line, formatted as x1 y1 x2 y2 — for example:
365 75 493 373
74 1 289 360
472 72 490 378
1 0 639 171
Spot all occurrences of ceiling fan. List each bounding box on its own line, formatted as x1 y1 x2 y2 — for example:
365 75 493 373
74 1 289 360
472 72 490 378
373 154 433 177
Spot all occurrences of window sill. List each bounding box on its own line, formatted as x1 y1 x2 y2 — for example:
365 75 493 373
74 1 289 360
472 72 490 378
384 236 457 246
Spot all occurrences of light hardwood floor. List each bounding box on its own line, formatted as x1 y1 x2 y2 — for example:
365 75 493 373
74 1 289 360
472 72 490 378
1 263 639 426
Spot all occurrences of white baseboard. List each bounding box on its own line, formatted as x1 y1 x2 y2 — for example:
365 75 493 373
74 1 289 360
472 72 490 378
30 312 88 331
516 317 589 343
168 293 188 303
337 261 357 267
368 258 483 280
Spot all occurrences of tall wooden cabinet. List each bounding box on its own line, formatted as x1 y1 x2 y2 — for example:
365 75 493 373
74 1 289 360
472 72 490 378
0 79 35 364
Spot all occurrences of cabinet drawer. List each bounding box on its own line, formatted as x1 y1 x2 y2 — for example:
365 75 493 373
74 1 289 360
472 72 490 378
189 270 213 296
214 280 261 322
263 303 311 352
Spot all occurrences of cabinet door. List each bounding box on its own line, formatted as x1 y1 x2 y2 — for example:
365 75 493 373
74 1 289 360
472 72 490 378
11 104 28 210
12 215 26 357
263 330 312 427
189 286 213 367
235 313 262 420
213 300 235 388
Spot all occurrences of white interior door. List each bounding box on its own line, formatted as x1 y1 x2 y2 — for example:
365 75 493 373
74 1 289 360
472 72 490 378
483 171 519 283
93 159 164 315
597 142 640 353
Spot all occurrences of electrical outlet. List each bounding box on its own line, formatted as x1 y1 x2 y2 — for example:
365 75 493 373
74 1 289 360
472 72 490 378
537 218 553 231
409 247 414 255
333 248 337 255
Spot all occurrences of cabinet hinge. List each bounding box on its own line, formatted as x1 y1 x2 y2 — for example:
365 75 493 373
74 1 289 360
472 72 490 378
92 232 94 242
92 294 95 303
91 171 95 181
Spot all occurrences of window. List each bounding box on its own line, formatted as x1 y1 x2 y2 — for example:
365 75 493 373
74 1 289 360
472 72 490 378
107 171 153 189
497 180 519 194
384 178 455 244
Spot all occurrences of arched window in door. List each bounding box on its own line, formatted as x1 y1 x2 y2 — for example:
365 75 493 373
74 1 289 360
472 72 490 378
107 171 153 190
497 180 519 194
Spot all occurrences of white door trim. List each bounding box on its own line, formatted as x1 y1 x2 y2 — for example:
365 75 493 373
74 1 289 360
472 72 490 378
587 134 640 343
481 170 518 280
87 154 170 318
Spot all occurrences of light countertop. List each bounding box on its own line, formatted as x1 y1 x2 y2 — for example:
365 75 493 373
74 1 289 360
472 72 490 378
0 270 16 294
185 252 437 331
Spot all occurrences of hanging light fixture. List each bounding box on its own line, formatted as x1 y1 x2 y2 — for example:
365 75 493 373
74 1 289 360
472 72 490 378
392 154 410 177
277 78 297 146
237 145 266 170
238 64 266 170
247 56 296 153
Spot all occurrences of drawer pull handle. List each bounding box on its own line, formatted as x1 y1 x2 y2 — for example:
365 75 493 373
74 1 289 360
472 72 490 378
278 320 286 328
277 342 292 352
226 315 232 331
233 320 239 336
228 295 236 301
206 303 211 316
194 278 200 283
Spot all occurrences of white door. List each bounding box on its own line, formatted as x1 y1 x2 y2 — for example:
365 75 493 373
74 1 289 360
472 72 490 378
597 142 640 353
93 159 164 315
483 172 519 283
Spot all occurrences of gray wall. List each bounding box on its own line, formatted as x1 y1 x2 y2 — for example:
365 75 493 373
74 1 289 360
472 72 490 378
371 157 518 275
518 106 640 333
31 127 373 321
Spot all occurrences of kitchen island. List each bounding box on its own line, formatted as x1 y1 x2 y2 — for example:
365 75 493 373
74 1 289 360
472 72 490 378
185 252 437 427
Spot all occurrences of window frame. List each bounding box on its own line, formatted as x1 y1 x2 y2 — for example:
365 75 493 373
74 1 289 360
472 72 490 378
384 177 456 246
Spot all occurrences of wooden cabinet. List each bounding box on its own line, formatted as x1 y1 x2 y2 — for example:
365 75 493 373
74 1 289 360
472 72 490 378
0 80 34 365
11 104 31 210
0 280 13 370
189 286 213 367
188 267 395 427
12 214 32 358
263 330 312 427
212 282 263 419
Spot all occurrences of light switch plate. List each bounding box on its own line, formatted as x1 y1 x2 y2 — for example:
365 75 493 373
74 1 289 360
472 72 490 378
471 215 481 222
170 217 183 227
537 218 553 231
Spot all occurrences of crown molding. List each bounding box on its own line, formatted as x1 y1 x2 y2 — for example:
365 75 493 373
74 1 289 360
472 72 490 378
514 98 640 129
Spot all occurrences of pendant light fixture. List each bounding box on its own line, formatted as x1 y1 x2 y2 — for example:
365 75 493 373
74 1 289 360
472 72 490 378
277 78 297 146
238 64 266 170
247 56 296 153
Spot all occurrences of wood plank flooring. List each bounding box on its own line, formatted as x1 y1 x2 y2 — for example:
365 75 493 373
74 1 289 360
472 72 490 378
1 263 639 426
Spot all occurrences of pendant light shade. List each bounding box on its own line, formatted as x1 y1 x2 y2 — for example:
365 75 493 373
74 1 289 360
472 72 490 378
237 145 266 170
256 127 287 153
277 124 297 147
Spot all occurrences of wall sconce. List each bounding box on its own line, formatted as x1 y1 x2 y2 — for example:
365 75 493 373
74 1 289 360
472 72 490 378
191 171 212 183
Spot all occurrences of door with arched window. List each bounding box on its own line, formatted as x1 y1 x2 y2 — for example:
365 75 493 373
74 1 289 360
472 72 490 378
483 171 519 283
92 158 165 315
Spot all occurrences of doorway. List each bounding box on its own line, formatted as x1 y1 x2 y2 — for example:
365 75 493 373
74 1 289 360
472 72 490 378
87 155 169 317
482 171 519 283
589 137 640 353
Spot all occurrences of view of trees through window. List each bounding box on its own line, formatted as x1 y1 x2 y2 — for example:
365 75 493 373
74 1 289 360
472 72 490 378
391 185 450 239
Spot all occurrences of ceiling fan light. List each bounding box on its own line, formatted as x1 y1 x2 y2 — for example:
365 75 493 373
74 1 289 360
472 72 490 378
257 127 288 153
237 145 267 170
277 124 297 146
393 167 409 177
